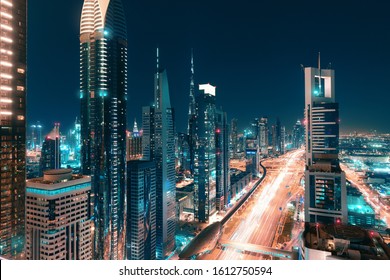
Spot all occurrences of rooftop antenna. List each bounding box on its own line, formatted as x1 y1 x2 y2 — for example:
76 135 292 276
318 52 322 95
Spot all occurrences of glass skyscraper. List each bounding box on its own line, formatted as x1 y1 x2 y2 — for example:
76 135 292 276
194 84 217 222
0 0 27 259
79 0 128 260
142 49 176 259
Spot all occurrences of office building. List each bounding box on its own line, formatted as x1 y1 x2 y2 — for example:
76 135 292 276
142 49 176 259
176 132 191 172
0 0 27 258
304 64 348 225
230 118 238 159
259 117 269 156
79 0 128 259
25 169 92 260
126 120 143 161
126 160 156 260
40 123 61 175
194 84 217 222
293 119 305 149
215 109 230 209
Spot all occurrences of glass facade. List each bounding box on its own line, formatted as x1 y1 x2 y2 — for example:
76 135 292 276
194 85 217 222
79 0 127 260
0 0 27 258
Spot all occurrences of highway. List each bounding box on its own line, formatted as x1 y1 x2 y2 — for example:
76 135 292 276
341 163 390 227
200 149 305 260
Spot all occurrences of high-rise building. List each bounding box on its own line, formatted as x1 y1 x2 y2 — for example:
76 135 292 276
40 123 61 176
126 119 143 161
259 117 269 156
79 0 128 260
215 109 230 209
25 169 92 260
142 49 176 259
230 118 238 159
126 160 156 260
188 50 196 175
194 84 217 222
293 119 304 149
176 132 191 172
304 64 348 225
0 0 27 258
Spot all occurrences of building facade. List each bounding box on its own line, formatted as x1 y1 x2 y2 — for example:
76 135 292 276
25 169 92 260
304 66 348 225
126 160 156 260
0 0 27 258
142 49 176 259
194 84 217 222
79 0 128 259
215 109 230 210
40 123 61 176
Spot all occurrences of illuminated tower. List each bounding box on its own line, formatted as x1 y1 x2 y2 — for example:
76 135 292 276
40 123 61 175
194 84 217 222
304 59 347 225
0 0 27 259
142 49 176 259
79 0 128 260
188 49 196 174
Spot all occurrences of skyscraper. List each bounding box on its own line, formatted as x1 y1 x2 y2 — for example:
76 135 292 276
0 0 27 258
304 64 348 225
188 50 196 175
259 117 269 156
230 118 238 159
142 49 176 259
40 123 61 175
126 119 142 161
126 160 156 260
293 119 304 149
215 109 230 209
25 169 92 260
194 84 217 222
79 0 128 260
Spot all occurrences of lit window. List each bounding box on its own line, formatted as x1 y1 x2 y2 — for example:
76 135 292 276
17 115 24 121
17 68 25 74
17 86 25 91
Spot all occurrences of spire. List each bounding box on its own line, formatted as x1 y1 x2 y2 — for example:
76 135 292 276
155 46 161 109
187 48 196 134
133 119 139 133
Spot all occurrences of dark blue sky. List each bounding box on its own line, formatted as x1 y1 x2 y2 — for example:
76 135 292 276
29 0 390 135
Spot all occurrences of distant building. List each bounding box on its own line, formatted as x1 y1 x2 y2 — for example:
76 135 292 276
126 160 156 260
126 119 143 161
304 64 348 224
259 117 269 156
293 119 305 149
230 170 252 200
230 118 238 159
301 223 390 260
40 123 61 176
25 169 92 260
176 132 191 172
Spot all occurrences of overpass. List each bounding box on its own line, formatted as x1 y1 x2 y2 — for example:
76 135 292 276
219 239 299 260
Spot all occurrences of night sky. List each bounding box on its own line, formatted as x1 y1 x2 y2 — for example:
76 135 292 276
28 0 390 135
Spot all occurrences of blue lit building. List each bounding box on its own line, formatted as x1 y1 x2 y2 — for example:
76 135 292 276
40 123 61 176
142 49 176 259
194 84 217 222
126 160 156 260
79 0 128 260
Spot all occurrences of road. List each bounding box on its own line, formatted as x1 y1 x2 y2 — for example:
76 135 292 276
341 163 390 227
200 149 305 260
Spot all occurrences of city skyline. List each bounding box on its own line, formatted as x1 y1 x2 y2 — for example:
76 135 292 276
28 0 390 134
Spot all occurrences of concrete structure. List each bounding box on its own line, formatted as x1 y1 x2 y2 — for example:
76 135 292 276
25 169 92 260
142 49 176 259
126 160 156 260
304 64 348 225
0 0 27 259
79 0 128 260
301 223 390 260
